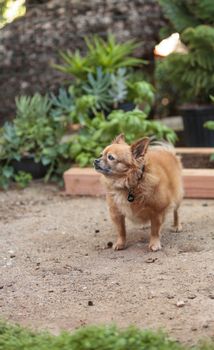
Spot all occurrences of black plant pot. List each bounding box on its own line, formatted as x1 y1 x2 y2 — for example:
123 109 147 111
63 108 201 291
117 101 136 112
180 105 214 147
11 157 48 179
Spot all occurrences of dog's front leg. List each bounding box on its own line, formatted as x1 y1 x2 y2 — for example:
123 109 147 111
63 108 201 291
107 195 126 250
149 214 164 251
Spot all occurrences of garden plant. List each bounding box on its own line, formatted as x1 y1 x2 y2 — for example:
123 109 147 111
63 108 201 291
0 322 214 350
156 0 214 146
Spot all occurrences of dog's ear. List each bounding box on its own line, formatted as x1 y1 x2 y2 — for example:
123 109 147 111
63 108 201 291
131 137 150 159
112 133 125 144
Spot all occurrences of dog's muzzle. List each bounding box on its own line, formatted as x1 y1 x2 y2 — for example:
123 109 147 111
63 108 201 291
93 158 111 175
94 158 101 170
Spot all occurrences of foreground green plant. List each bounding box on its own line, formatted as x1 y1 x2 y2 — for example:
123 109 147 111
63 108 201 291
69 109 177 167
0 322 213 350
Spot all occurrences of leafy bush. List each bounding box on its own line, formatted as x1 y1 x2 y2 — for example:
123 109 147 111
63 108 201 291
0 322 214 350
156 25 214 105
158 0 214 37
157 0 214 107
69 109 177 167
0 93 71 189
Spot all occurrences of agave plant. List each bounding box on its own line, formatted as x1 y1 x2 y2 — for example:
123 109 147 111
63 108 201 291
109 68 128 108
53 50 92 80
53 34 146 79
50 88 75 120
84 34 145 72
82 67 113 111
15 93 51 120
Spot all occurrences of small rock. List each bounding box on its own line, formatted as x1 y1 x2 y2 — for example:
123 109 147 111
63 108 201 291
10 254 16 259
146 257 158 263
0 286 4 290
202 203 208 207
95 229 100 233
187 294 197 300
176 300 185 307
48 290 54 293
88 300 93 306
208 294 214 299
167 294 175 299
203 323 209 329
107 241 113 248
191 326 197 331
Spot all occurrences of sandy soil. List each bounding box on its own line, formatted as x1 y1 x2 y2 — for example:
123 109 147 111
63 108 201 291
0 183 214 345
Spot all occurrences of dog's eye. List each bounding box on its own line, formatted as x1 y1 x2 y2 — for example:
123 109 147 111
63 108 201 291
108 154 115 161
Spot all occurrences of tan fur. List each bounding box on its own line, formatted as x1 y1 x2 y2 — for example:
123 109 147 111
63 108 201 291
94 134 183 251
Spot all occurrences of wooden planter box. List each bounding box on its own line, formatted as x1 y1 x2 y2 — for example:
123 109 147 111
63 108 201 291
64 148 214 199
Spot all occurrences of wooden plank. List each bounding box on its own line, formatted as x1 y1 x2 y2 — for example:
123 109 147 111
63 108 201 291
63 167 105 196
64 167 214 199
182 169 214 198
176 148 214 155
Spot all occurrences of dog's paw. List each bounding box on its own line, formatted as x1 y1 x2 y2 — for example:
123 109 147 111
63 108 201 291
171 224 182 233
149 239 162 252
113 240 126 250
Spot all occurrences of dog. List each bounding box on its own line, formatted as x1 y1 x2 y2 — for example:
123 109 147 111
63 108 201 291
94 134 183 251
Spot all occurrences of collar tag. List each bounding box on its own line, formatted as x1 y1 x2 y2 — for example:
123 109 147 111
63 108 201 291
127 192 135 202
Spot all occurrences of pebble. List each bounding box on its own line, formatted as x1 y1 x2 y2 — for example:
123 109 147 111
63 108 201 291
176 300 185 307
146 257 158 263
88 300 93 306
167 294 175 299
107 241 113 248
187 294 197 299
203 323 209 329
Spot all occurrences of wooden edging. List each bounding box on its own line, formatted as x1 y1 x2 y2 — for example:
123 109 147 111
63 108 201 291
64 167 214 199
64 148 214 199
175 147 213 155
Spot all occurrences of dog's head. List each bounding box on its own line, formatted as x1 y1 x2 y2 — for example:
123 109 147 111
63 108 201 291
94 134 150 178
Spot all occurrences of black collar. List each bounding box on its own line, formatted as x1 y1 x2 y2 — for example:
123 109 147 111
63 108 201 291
127 163 145 202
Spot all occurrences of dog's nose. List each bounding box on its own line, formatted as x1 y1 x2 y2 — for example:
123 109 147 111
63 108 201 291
94 159 100 167
94 159 100 166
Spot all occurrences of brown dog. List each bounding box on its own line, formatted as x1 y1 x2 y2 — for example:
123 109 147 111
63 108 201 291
94 134 183 251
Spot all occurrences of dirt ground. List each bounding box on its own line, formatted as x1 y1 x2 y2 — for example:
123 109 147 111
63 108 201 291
0 183 214 345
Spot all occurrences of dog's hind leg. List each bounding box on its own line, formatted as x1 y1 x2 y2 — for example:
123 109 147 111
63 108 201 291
172 206 182 232
149 214 164 251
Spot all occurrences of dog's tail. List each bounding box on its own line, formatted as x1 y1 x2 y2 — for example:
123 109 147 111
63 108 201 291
148 137 175 154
